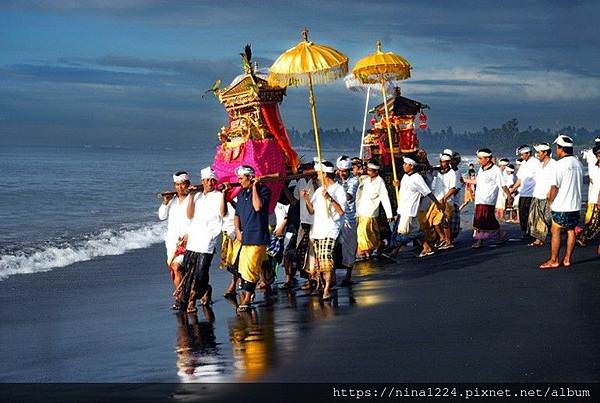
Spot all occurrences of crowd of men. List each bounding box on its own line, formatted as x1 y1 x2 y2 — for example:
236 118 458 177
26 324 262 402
158 135 600 313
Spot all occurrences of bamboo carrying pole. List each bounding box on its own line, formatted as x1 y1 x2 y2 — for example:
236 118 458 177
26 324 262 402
307 72 330 215
380 76 400 206
359 86 371 159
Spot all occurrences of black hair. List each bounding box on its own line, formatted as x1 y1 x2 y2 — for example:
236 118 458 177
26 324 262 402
559 146 574 155
174 170 189 176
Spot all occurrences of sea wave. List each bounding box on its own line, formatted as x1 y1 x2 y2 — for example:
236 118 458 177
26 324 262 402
0 222 166 280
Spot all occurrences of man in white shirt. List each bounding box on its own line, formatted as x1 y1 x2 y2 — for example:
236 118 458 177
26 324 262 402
395 157 445 257
577 145 600 252
355 161 393 260
527 143 557 246
301 161 347 300
449 151 463 239
540 135 583 269
158 171 192 301
336 156 359 286
174 167 226 313
495 158 511 221
581 136 600 225
510 145 541 240
293 163 318 288
428 151 457 249
463 149 513 248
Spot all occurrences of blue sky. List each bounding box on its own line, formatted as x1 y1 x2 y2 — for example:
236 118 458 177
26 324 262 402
1 0 599 146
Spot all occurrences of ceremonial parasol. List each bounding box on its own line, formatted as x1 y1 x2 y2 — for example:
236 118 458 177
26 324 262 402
268 29 348 179
352 41 412 204
344 74 394 158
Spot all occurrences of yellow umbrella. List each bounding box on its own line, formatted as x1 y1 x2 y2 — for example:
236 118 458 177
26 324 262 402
352 40 412 205
268 29 348 179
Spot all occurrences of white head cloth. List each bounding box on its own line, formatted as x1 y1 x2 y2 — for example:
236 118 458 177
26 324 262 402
173 172 190 183
476 149 492 158
314 162 335 173
595 136 600 143
443 148 454 156
534 143 551 152
439 153 452 162
367 162 380 170
518 146 532 154
506 166 515 173
235 165 256 177
553 135 574 147
200 167 216 180
337 158 352 170
403 157 417 166
498 159 509 166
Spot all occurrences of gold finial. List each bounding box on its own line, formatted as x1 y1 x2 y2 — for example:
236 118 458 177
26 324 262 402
302 28 309 42
376 40 382 53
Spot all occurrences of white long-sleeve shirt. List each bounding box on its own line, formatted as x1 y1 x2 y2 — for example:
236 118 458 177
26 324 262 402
356 175 393 219
158 195 191 250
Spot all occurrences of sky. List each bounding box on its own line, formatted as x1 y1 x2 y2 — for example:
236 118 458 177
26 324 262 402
1 0 599 146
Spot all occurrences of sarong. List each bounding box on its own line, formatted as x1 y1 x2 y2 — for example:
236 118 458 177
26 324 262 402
584 203 595 225
551 211 580 230
174 251 214 306
527 198 552 242
518 196 533 236
338 220 357 268
578 204 600 244
395 215 423 243
450 203 461 239
220 233 240 269
312 238 336 272
357 216 380 253
238 245 267 284
295 223 313 277
473 204 499 240
464 185 475 203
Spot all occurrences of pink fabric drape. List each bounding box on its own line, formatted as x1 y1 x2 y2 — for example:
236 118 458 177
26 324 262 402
260 104 299 173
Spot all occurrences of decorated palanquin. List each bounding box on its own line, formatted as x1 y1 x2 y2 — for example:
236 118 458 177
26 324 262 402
362 87 428 165
212 46 299 213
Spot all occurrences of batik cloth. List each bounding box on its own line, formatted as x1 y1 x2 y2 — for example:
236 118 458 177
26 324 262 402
450 203 461 239
528 198 552 242
578 204 600 243
338 220 357 268
551 211 580 230
174 251 214 307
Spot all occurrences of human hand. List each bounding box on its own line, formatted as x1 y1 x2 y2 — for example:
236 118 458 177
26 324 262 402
162 194 173 204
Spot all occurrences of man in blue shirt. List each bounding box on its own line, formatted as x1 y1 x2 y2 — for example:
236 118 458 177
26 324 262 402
234 165 271 312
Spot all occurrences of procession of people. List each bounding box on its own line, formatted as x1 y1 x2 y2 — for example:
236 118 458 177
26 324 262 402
158 135 600 314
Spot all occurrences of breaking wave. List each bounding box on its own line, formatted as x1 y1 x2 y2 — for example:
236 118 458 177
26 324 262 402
0 222 166 280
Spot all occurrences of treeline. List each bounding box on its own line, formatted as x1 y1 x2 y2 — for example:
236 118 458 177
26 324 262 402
288 119 599 154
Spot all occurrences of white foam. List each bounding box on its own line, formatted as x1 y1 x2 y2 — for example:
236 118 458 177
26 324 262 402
0 222 166 280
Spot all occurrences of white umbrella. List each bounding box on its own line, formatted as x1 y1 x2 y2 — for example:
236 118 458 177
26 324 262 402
344 74 395 158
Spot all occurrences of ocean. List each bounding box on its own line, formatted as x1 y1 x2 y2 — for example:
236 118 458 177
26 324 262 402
0 144 348 281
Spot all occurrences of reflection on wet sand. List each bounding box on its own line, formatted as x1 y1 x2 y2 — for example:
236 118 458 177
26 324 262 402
173 279 380 382
175 306 226 383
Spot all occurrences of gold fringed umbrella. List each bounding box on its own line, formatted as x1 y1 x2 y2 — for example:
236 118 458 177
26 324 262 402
352 40 412 205
268 29 348 182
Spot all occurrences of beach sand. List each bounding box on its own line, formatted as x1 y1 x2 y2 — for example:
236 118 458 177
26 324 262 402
1 223 600 397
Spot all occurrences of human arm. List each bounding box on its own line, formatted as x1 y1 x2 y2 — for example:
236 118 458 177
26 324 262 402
323 188 345 216
302 189 315 215
251 181 263 212
379 180 393 220
187 191 197 219
234 214 242 242
158 197 172 220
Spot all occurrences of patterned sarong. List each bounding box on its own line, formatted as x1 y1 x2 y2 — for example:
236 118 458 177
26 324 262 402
528 198 552 242
450 203 461 239
313 238 336 272
551 211 580 230
578 204 600 243
338 220 357 268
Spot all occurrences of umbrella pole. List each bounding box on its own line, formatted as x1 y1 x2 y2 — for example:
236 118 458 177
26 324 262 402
307 73 324 180
380 77 400 206
359 86 370 159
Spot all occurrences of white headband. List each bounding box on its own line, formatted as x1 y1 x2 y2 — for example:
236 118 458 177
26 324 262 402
506 167 515 173
235 166 255 177
476 151 492 158
595 137 600 143
403 157 417 166
518 146 531 154
534 143 551 152
553 135 573 147
200 167 216 180
314 162 335 173
439 153 452 161
173 173 190 183
367 162 380 170
337 159 352 170
498 159 509 166
443 148 454 156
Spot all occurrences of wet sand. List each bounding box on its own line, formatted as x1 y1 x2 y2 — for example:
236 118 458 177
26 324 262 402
1 222 599 387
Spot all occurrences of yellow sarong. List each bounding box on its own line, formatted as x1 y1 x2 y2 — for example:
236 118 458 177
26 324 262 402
357 216 380 253
585 203 595 224
220 234 241 270
238 245 266 283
